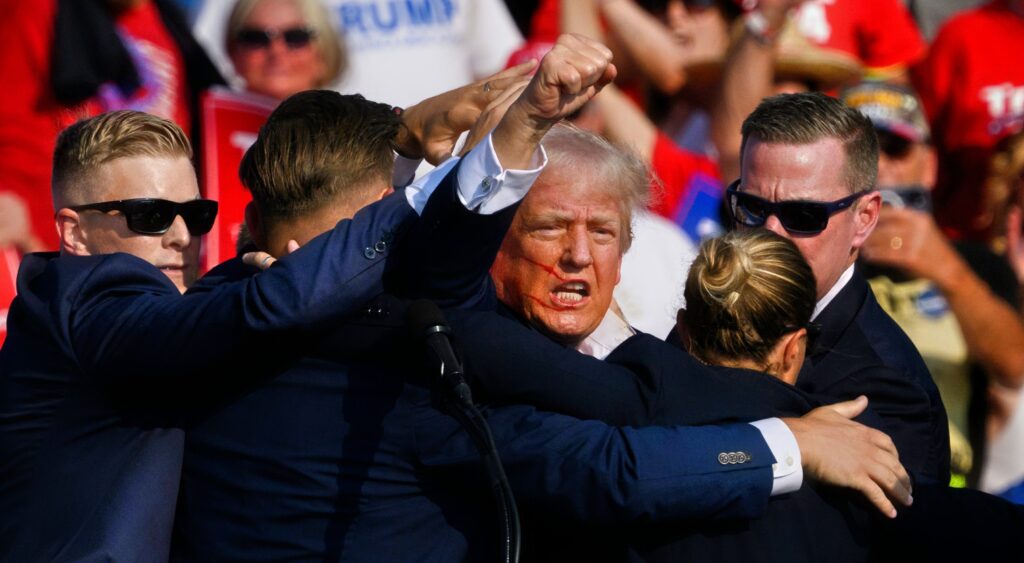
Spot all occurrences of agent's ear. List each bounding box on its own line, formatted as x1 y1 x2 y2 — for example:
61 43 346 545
776 328 808 386
851 191 882 250
244 201 267 251
56 208 89 256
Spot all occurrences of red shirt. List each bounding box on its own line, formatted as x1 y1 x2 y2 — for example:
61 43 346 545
0 0 190 250
793 0 926 70
914 1 1024 240
650 132 721 228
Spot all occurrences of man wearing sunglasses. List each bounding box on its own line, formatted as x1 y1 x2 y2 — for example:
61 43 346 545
0 41 592 560
731 91 951 485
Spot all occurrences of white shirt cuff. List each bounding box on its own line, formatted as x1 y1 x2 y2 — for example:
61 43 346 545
456 133 547 214
750 418 803 496
392 153 422 189
403 131 547 215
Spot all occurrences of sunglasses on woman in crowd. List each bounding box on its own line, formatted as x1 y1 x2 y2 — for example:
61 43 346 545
726 180 868 235
69 198 219 236
235 27 316 50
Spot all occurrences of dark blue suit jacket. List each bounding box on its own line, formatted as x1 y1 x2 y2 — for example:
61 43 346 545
448 308 882 562
172 298 778 561
171 201 781 561
0 176 466 561
797 270 951 484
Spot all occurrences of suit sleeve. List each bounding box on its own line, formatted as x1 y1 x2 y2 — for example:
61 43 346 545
68 192 415 381
390 159 518 310
413 401 776 524
449 309 814 426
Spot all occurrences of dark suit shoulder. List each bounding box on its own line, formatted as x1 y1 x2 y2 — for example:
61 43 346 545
801 275 950 483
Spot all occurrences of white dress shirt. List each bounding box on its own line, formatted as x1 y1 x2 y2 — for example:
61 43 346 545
404 134 546 216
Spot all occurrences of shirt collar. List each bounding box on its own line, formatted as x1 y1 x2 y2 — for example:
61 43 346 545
576 307 636 360
812 263 856 321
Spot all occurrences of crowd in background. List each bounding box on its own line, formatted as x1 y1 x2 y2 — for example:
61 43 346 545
1 0 1024 559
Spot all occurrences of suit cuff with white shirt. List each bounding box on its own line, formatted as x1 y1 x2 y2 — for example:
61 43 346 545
750 417 803 496
404 132 547 215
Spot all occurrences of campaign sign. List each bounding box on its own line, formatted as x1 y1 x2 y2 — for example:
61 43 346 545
0 247 20 346
200 87 276 272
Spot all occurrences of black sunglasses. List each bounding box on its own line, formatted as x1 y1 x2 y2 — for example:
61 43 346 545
235 27 316 49
70 198 218 236
727 180 868 235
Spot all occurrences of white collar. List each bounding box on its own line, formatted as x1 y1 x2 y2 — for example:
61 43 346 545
812 263 856 321
576 306 636 360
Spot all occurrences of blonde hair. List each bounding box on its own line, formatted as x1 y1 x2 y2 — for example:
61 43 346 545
226 0 346 87
51 110 193 208
683 229 816 367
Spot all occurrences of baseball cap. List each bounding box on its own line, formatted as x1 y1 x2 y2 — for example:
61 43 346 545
841 82 930 143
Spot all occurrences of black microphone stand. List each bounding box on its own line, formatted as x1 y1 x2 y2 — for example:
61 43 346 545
410 302 521 563
440 383 521 563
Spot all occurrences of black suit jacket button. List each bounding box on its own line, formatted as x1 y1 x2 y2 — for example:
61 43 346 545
363 247 377 259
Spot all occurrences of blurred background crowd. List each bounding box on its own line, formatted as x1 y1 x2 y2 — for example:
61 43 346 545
1 0 1022 511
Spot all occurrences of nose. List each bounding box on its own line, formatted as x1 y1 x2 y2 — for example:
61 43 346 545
562 227 594 270
763 214 789 238
163 214 193 250
266 35 289 57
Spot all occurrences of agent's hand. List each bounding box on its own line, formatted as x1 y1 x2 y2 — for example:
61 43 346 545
396 61 536 165
784 396 913 518
241 240 299 270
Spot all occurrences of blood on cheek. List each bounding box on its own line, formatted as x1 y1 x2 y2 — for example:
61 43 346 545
519 256 574 312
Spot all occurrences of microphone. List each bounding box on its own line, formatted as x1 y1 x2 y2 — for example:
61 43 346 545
406 299 521 563
406 299 473 406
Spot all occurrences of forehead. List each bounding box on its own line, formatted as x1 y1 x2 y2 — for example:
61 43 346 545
519 170 626 222
246 0 305 24
740 137 849 201
86 155 199 203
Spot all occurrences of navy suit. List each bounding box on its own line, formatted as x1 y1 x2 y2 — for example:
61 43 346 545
797 270 951 484
173 296 778 561
171 194 784 561
449 308 884 562
0 173 469 561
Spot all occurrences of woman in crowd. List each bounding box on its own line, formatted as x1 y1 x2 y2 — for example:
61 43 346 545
225 0 345 100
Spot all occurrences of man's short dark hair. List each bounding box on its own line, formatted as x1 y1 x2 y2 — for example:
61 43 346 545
239 90 400 222
741 92 879 193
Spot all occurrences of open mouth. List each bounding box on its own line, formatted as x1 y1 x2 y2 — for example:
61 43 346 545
551 281 590 306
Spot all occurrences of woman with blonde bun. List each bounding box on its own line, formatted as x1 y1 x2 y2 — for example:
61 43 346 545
680 229 818 385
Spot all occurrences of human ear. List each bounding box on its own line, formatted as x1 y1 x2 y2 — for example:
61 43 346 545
851 191 882 249
56 209 89 256
777 328 808 386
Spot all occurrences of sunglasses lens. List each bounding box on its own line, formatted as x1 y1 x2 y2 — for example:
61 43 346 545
733 193 769 227
125 200 177 235
778 202 829 234
180 200 219 235
236 29 271 47
282 28 314 47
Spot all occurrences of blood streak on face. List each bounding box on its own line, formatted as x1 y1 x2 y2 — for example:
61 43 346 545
491 175 625 346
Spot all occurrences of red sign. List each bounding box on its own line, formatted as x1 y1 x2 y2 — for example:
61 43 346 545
0 247 20 346
199 87 276 272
